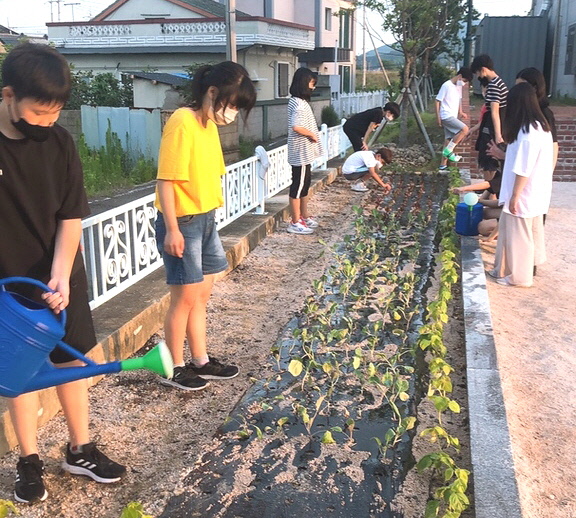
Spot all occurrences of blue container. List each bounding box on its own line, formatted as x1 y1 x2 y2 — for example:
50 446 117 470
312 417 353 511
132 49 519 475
0 277 66 397
455 202 483 236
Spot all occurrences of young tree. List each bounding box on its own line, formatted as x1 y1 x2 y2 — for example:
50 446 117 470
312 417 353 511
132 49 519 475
362 0 467 145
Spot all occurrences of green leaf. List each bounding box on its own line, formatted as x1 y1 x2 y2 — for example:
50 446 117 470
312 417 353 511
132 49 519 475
353 356 361 369
288 359 304 377
321 430 336 444
448 400 461 413
399 392 410 401
403 416 417 430
424 499 440 518
277 417 289 427
322 362 333 374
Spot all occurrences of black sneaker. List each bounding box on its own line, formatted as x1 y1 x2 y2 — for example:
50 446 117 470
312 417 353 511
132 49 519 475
159 365 210 391
190 357 239 380
62 443 126 483
15 454 48 504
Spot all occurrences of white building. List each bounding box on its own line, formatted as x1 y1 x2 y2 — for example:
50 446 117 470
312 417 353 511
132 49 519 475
47 0 316 101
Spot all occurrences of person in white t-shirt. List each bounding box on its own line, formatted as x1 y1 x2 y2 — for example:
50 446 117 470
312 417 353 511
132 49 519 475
342 148 393 193
487 82 554 287
435 67 472 170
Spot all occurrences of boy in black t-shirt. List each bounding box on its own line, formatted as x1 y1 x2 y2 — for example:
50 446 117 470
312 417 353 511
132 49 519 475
343 101 400 151
0 43 125 504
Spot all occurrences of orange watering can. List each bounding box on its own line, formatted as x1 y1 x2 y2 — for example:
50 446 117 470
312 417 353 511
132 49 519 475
0 277 173 398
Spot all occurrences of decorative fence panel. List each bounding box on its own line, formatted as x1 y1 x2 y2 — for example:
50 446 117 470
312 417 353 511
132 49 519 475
82 122 351 309
335 90 389 118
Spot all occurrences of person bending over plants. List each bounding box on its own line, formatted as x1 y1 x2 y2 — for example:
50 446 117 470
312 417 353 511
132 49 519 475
342 147 393 193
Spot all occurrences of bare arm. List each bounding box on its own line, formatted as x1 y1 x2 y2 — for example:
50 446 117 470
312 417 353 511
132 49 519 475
452 181 490 194
361 122 378 150
509 174 530 215
292 125 318 142
490 102 503 144
42 218 82 313
368 167 392 194
553 142 559 170
157 179 185 258
435 100 442 126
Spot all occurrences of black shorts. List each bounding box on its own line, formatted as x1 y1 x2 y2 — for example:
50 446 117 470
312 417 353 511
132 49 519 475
289 164 312 199
343 127 363 152
50 266 96 364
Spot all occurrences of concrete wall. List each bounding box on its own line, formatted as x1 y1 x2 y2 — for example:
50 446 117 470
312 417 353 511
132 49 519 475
58 110 82 143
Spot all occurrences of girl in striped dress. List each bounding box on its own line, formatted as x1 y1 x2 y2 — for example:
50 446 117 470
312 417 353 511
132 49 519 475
286 68 321 234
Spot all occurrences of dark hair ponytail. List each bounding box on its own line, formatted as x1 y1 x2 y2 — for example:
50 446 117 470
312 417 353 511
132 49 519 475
187 61 256 116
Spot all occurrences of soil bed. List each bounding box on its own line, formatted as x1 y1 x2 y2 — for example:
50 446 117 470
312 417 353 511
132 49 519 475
159 171 471 518
0 149 472 518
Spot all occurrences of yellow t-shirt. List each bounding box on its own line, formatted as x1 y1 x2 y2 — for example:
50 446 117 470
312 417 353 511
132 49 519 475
154 108 226 216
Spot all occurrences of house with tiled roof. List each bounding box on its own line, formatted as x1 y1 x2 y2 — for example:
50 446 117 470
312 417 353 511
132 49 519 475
46 0 316 101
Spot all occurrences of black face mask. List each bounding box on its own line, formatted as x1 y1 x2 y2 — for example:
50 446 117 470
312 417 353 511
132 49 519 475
9 103 53 142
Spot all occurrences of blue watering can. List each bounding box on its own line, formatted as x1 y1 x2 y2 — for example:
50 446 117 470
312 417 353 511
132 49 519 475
0 277 173 398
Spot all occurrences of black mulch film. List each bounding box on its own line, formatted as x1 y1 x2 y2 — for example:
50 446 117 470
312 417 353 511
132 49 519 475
160 172 451 518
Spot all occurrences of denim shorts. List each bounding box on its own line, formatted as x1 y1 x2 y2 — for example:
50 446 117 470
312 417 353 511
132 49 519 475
155 210 229 285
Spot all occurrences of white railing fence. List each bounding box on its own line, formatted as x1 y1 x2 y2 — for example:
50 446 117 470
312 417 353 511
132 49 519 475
335 90 389 119
82 122 352 309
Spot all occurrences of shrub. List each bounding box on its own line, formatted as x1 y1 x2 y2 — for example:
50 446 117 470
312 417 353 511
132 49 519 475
321 105 341 127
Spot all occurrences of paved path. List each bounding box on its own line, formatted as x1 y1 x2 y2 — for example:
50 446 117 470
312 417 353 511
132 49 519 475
480 182 576 518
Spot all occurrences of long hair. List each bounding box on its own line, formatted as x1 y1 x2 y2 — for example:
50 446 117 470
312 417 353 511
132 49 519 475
516 67 548 108
289 68 317 102
187 61 256 116
503 82 550 144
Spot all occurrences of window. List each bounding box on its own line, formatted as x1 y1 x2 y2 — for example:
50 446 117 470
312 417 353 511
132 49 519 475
339 65 351 94
325 8 332 31
277 62 289 98
339 10 351 49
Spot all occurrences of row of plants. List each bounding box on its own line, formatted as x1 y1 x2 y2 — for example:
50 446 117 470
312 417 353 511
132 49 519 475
214 171 464 515
415 171 470 518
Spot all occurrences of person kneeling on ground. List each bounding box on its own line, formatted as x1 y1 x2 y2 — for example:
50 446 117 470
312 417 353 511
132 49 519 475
342 148 393 193
453 169 502 239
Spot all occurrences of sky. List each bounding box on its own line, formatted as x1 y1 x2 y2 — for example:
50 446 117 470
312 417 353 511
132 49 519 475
1 0 534 37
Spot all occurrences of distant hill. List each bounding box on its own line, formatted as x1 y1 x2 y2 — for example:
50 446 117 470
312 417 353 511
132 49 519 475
357 44 404 70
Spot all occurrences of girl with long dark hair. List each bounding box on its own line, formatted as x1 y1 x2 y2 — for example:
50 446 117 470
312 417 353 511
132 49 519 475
489 82 553 287
154 62 256 390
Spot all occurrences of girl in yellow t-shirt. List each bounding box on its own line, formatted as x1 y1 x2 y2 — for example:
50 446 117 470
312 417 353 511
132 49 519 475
155 62 256 391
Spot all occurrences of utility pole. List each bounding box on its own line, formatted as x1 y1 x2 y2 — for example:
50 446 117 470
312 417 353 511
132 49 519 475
225 0 237 62
65 2 80 22
362 3 367 89
463 0 473 67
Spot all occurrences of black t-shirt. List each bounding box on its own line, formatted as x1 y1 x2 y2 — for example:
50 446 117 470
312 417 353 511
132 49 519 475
487 170 502 196
344 107 384 135
0 124 90 282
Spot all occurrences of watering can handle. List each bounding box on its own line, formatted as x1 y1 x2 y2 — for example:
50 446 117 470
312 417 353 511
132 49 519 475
0 276 67 329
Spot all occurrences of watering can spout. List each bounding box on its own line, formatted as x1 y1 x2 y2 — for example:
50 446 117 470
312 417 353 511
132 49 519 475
0 276 173 398
18 342 174 396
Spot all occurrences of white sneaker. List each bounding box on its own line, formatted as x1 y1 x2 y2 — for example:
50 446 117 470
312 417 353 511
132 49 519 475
301 217 319 228
287 221 314 234
351 181 369 192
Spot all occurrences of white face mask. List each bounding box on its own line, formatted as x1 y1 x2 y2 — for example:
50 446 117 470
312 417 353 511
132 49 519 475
385 113 394 122
213 106 239 125
456 80 464 87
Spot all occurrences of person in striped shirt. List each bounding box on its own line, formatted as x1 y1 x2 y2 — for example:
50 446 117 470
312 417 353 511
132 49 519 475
286 68 322 235
470 54 508 173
